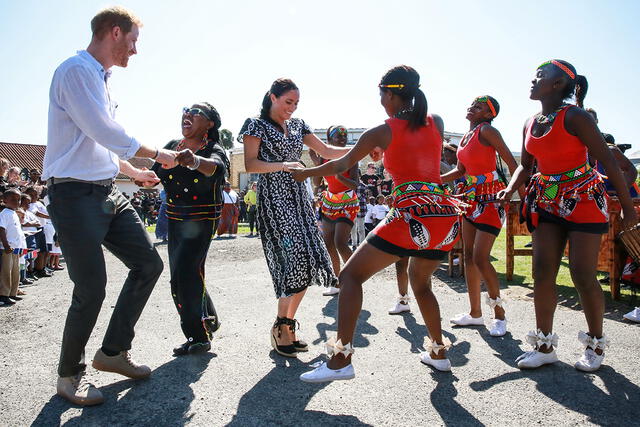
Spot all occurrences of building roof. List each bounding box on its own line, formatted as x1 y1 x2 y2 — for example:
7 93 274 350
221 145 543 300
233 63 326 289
0 141 154 180
0 142 46 172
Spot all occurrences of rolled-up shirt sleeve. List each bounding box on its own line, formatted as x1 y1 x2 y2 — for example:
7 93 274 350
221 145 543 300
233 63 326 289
57 65 141 160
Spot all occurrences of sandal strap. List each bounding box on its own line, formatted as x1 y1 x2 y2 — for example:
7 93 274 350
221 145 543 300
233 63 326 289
578 331 609 350
326 337 354 357
426 338 452 355
485 294 504 309
398 295 411 304
525 329 558 349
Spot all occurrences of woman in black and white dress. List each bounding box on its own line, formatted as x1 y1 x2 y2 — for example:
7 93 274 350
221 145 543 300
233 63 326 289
239 78 349 358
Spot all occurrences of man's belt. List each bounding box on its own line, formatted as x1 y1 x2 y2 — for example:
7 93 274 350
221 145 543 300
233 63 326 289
47 177 114 187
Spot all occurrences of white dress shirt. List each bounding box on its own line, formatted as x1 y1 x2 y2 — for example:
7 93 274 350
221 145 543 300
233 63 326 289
44 50 141 181
223 190 238 204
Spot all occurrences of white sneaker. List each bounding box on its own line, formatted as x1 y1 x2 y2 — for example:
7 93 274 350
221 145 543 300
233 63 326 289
575 348 605 372
450 313 484 326
516 349 558 369
488 319 507 337
388 296 411 315
299 361 355 383
420 352 452 372
322 286 340 296
623 307 640 323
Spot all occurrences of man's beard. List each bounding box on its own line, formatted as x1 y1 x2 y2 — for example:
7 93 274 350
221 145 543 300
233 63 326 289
113 42 130 67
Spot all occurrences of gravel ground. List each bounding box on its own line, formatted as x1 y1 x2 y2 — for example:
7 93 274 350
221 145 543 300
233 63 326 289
1 234 638 426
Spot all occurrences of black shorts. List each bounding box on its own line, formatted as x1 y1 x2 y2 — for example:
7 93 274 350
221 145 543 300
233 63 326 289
34 229 47 252
366 234 447 260
538 210 608 234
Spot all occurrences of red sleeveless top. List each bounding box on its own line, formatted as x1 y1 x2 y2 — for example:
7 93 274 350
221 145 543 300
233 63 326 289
525 106 588 174
457 123 496 175
324 170 351 193
383 116 442 185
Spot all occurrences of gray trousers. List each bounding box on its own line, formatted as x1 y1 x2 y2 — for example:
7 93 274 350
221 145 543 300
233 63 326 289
48 182 163 377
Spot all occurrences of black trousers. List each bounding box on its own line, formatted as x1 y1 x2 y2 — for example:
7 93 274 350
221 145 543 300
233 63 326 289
48 182 163 377
168 219 218 344
247 205 257 233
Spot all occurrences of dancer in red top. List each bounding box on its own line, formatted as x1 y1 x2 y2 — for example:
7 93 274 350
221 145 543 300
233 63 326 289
441 96 518 337
310 126 359 296
499 60 638 372
293 65 462 382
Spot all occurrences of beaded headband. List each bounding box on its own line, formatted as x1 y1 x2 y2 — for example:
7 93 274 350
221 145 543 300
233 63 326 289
475 96 497 117
378 83 421 89
538 60 575 80
329 126 347 138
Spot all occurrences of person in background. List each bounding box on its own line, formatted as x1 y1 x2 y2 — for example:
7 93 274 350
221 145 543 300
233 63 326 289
6 167 27 189
442 95 519 338
0 189 26 306
379 169 393 196
351 171 367 250
155 189 168 243
441 143 458 191
0 158 10 192
244 181 258 237
364 196 375 234
217 182 239 238
310 125 360 297
585 108 638 197
361 162 381 196
19 194 40 286
371 194 388 227
25 187 51 278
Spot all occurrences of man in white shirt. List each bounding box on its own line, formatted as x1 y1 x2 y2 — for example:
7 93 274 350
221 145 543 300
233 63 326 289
217 182 240 238
44 6 178 406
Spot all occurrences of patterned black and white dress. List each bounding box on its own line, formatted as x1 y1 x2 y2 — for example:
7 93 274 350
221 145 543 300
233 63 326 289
239 117 337 297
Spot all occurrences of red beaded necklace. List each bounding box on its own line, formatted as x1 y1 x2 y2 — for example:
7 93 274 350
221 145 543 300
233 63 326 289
176 136 207 152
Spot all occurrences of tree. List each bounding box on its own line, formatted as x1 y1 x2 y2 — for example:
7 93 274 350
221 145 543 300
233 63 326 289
219 129 234 150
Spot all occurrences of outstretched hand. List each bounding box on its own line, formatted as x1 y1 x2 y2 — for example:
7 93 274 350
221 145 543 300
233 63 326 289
156 149 178 169
290 168 308 183
496 188 514 204
134 168 160 188
175 149 196 168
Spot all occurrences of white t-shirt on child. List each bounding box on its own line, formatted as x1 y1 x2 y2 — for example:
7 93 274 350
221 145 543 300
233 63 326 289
372 204 389 220
28 201 48 227
364 203 375 224
0 208 25 250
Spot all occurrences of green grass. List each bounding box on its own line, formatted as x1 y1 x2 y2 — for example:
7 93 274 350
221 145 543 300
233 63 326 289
490 232 638 304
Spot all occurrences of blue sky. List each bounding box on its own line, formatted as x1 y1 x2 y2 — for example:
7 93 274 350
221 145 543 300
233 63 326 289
1 0 639 154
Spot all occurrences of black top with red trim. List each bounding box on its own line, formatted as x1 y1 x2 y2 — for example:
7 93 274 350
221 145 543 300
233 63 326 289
152 139 228 221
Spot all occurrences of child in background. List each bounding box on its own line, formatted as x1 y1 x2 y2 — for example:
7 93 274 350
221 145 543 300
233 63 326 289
0 189 26 305
372 195 389 227
364 196 376 234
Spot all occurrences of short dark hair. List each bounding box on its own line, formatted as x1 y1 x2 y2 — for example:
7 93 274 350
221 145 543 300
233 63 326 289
4 188 21 198
91 6 142 40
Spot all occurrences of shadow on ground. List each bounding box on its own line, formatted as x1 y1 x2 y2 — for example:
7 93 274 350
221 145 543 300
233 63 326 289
227 353 371 426
312 297 378 348
32 354 214 426
470 362 640 425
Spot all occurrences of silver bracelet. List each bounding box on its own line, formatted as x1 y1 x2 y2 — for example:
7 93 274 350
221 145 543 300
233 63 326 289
187 156 201 170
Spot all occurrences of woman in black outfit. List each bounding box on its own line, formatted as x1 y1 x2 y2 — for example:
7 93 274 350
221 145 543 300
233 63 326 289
152 102 229 355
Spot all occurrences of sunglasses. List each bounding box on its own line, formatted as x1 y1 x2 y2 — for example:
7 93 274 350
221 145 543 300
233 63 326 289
182 107 211 120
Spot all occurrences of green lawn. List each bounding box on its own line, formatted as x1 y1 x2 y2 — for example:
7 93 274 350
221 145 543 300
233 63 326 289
490 232 637 303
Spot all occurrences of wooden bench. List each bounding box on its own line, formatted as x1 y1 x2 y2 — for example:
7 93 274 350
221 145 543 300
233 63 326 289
505 199 640 300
